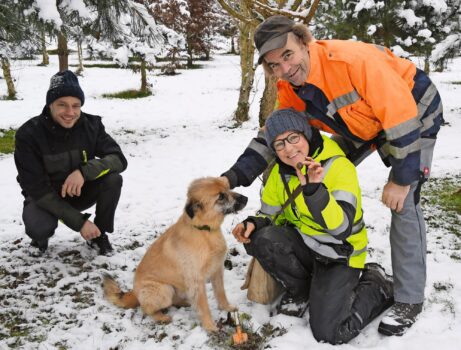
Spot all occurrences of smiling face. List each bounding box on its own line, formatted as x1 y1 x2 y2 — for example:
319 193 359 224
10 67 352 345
49 96 82 129
274 130 309 169
263 32 310 86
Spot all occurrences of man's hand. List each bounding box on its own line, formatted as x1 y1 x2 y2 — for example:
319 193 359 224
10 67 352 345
232 221 255 244
382 181 411 213
61 169 84 198
80 220 101 241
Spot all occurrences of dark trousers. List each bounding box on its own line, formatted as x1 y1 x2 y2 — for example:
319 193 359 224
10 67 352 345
23 173 123 242
245 226 390 344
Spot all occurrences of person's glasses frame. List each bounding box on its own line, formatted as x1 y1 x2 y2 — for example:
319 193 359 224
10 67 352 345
272 132 302 151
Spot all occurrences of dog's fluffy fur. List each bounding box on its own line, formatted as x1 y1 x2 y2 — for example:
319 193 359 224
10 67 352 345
103 177 247 331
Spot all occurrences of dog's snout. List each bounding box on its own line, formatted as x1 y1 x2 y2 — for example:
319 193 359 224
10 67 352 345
234 193 248 211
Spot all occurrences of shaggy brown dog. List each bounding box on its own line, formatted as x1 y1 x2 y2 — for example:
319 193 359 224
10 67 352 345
103 177 247 331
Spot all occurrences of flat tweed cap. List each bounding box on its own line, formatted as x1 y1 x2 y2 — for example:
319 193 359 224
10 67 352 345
254 15 295 64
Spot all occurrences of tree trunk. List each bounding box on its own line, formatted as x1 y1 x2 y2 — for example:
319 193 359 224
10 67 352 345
1 57 17 100
258 75 278 126
75 39 84 76
40 30 49 66
186 44 193 68
234 20 256 124
57 31 69 72
424 55 430 74
230 36 236 54
140 58 148 93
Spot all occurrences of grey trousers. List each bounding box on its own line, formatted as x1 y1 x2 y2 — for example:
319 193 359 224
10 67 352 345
333 135 436 304
389 137 436 303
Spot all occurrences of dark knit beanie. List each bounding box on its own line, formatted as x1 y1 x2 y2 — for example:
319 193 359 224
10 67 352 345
46 70 85 106
264 109 312 150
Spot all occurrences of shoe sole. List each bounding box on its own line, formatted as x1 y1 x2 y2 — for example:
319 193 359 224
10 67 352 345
378 324 406 336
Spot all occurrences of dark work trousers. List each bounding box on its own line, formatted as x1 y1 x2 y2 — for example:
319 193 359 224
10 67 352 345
22 173 123 242
245 226 390 344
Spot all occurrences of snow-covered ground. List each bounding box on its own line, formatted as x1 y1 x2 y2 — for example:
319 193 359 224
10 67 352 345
0 53 460 350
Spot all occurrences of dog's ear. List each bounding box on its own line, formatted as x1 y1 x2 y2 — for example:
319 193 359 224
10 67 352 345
185 200 202 219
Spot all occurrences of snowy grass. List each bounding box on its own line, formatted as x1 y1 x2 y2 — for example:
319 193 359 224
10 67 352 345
1 54 461 349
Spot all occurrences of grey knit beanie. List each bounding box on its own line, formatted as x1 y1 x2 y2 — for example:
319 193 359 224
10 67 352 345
46 70 85 106
264 109 312 150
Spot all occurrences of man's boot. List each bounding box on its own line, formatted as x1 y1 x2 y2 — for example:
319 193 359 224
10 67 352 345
276 292 309 318
88 233 113 256
378 302 423 336
30 239 48 254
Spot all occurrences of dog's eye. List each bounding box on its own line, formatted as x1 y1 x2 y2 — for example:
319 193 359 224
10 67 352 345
217 192 226 201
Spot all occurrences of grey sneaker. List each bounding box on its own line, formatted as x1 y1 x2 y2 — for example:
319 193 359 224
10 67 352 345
276 292 309 318
378 302 423 336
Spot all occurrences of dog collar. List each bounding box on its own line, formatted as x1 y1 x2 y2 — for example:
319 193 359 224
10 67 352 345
193 225 211 232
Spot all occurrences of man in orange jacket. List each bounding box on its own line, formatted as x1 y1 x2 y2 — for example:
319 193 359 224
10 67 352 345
221 15 443 336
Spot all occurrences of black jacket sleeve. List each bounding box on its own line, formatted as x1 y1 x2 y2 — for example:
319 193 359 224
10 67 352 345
80 120 128 181
221 130 274 189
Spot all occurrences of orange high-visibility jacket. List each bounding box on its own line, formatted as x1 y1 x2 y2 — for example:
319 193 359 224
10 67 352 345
276 40 443 185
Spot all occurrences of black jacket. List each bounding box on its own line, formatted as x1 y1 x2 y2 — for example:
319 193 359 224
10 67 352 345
14 107 128 231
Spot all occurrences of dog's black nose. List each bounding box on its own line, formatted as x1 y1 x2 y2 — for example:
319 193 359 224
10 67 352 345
234 193 248 210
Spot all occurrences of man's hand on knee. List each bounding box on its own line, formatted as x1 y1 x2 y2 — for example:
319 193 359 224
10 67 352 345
382 181 410 212
80 220 101 240
61 169 84 198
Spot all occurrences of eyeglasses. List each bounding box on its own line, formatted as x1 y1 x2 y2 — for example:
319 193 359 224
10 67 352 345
272 132 301 151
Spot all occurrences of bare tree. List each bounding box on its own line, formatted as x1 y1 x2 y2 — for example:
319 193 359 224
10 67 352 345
217 0 320 126
1 57 17 99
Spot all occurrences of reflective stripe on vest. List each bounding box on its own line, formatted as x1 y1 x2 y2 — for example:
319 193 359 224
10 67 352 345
298 227 367 261
385 117 421 141
332 190 357 209
381 137 421 159
297 216 365 243
421 101 443 133
248 138 274 163
260 200 282 215
326 90 360 119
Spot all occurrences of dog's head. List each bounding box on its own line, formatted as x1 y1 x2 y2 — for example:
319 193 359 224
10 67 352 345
185 177 248 228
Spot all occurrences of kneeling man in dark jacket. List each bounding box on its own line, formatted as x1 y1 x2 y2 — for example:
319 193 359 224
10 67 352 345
14 70 127 255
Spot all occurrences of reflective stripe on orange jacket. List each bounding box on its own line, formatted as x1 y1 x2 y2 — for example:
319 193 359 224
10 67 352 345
276 40 443 185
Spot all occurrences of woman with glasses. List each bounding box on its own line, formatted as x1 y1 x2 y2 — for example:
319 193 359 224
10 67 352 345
232 108 393 344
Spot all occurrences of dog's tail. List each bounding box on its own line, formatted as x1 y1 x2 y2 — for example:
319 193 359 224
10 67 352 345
102 274 139 309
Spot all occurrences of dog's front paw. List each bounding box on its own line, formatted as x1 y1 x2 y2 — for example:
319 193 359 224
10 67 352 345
219 304 237 312
153 312 172 324
204 323 219 332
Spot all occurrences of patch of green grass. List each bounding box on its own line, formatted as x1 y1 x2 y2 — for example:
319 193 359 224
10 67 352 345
423 174 461 239
424 174 461 215
0 95 18 101
102 89 152 99
0 129 16 154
